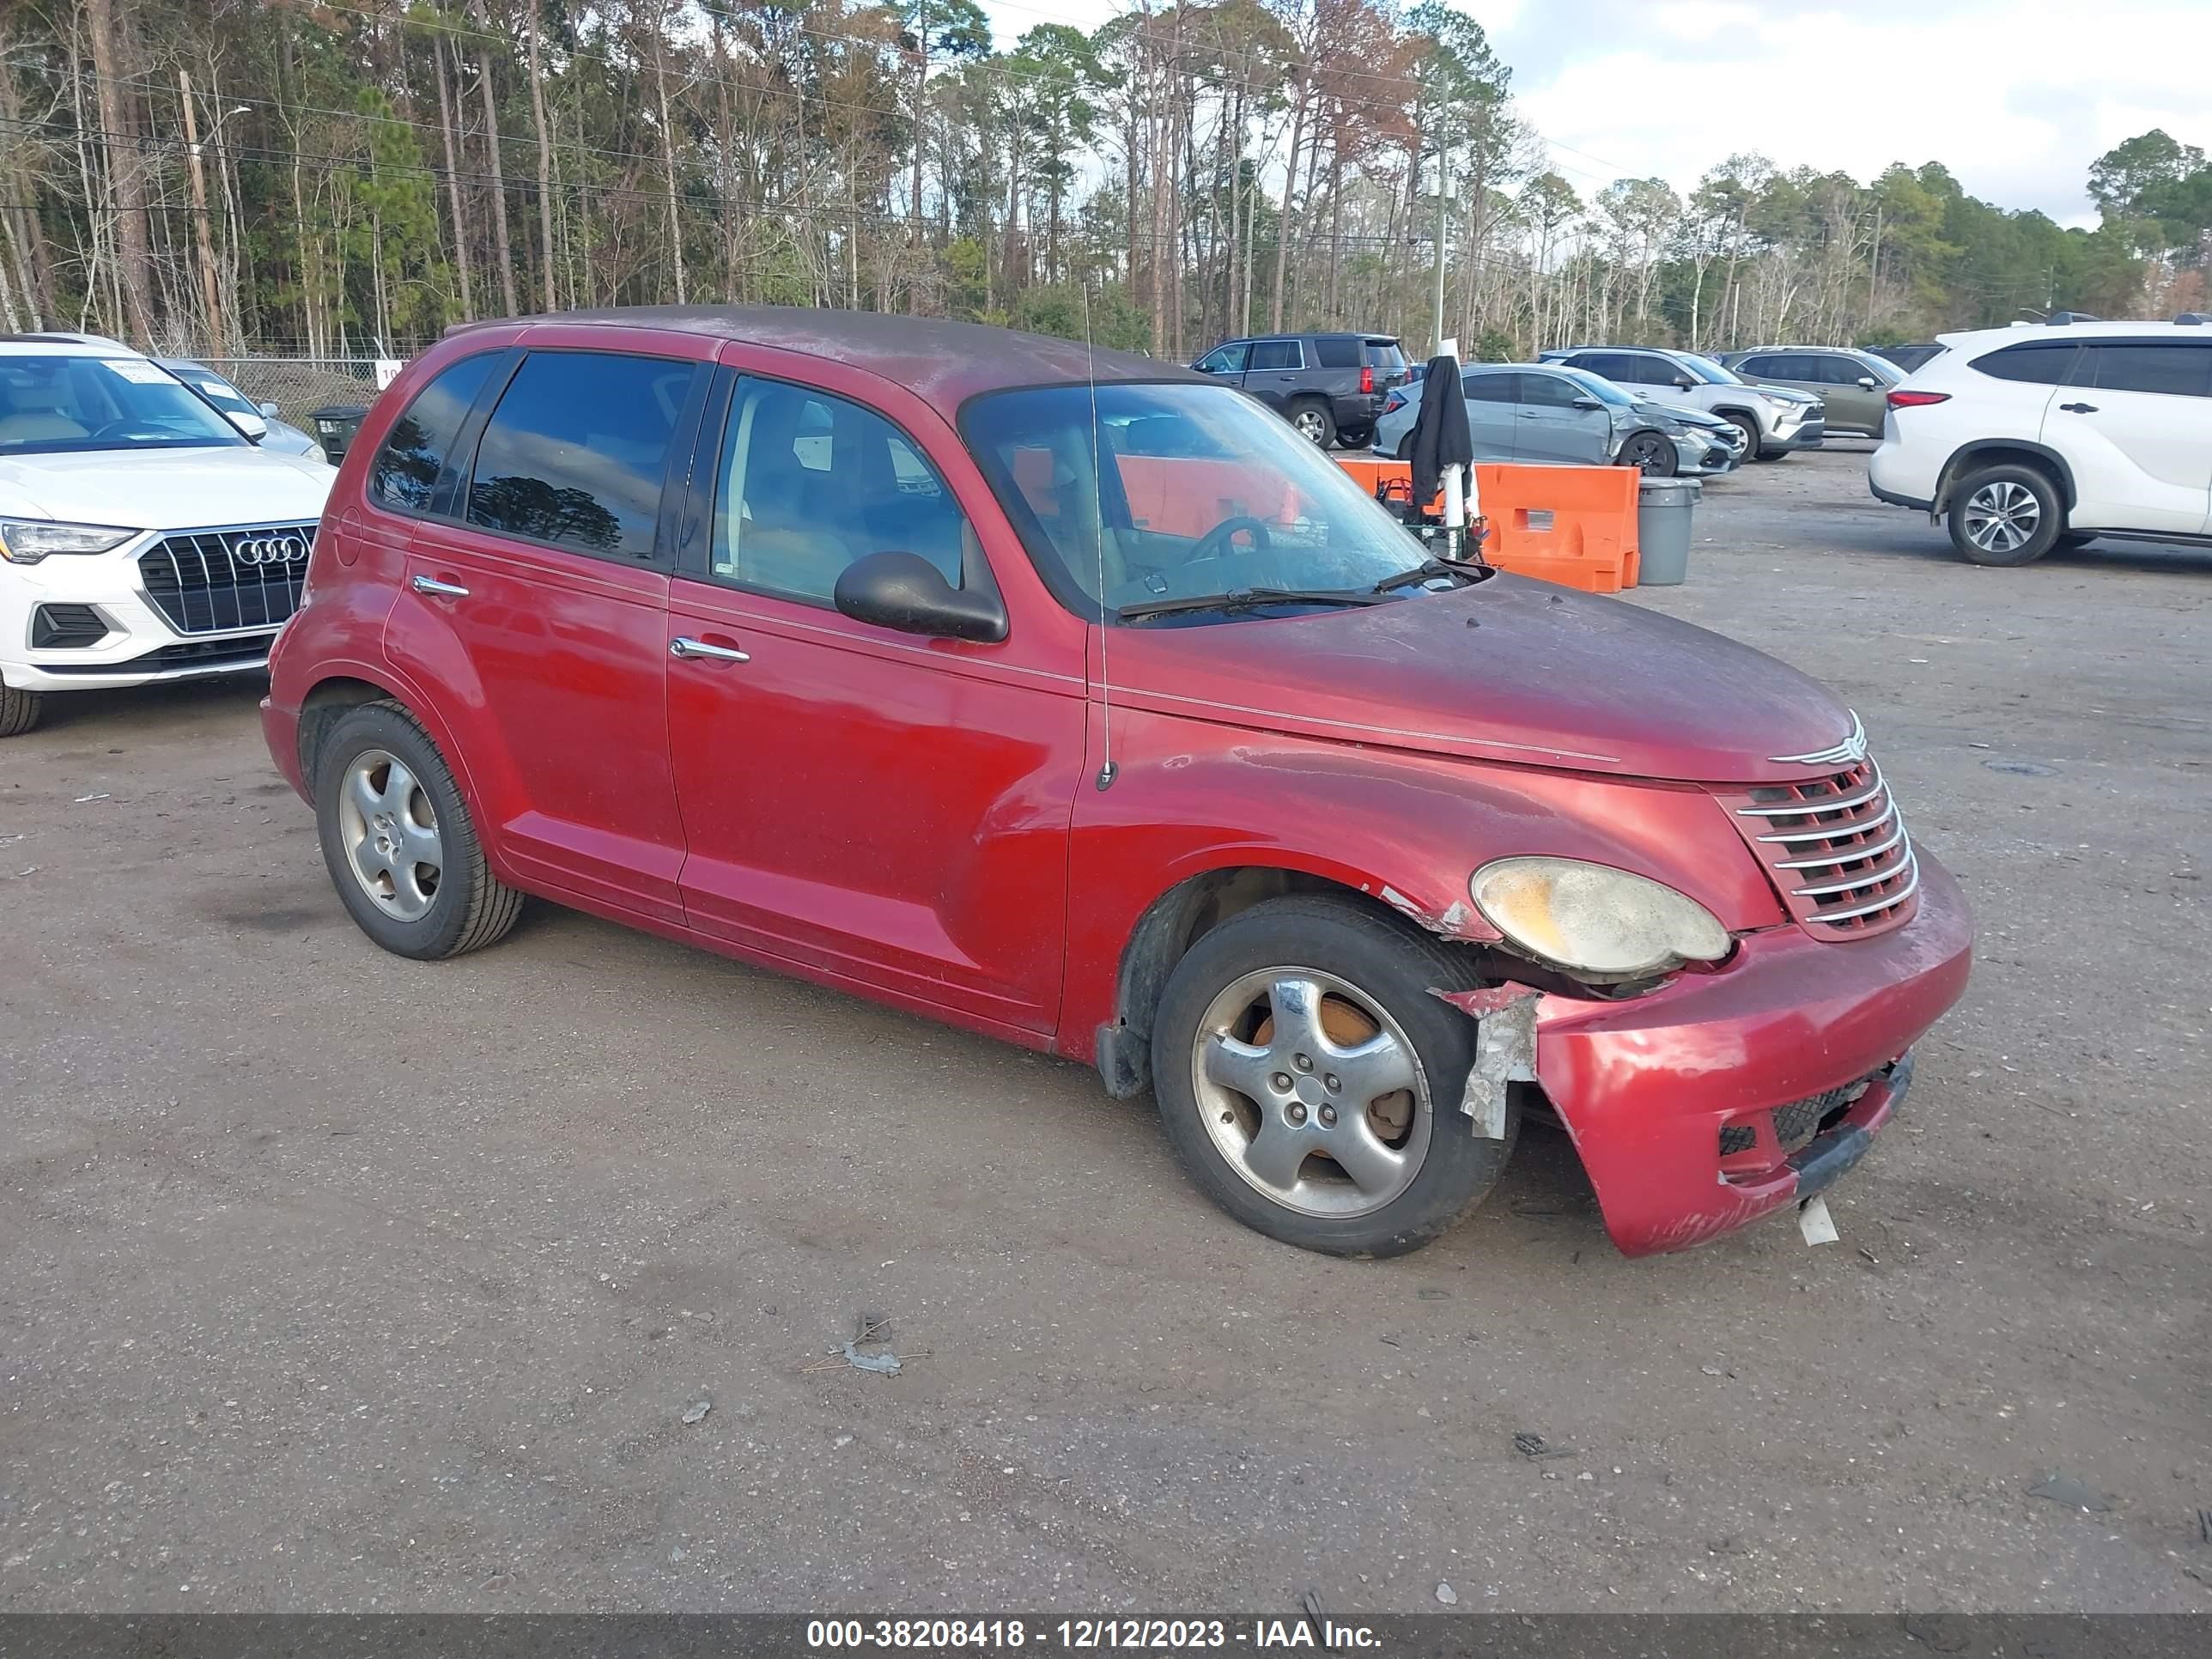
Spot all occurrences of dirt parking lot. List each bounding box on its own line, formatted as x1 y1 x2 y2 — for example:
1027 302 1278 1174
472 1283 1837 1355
3 442 2208 1614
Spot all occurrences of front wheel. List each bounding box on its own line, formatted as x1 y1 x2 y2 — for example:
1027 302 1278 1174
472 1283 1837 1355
1722 413 1761 459
1619 431 1677 476
313 701 523 960
1948 463 2062 566
0 680 43 738
1288 400 1337 448
1149 896 1516 1257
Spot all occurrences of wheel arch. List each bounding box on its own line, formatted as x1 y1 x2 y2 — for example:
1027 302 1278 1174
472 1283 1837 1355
1095 863 1483 1099
1935 441 2076 515
295 669 503 880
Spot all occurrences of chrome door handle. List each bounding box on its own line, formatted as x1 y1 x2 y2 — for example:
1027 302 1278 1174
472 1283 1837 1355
410 574 470 598
671 635 749 663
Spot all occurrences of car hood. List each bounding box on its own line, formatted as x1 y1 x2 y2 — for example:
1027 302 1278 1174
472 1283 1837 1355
1107 576 1856 785
0 445 334 529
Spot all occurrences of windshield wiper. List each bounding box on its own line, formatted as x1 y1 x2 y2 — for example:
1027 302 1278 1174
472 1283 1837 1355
1371 558 1480 593
1117 586 1388 622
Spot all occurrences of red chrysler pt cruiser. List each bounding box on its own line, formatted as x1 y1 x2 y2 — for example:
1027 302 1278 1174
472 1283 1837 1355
263 308 1972 1258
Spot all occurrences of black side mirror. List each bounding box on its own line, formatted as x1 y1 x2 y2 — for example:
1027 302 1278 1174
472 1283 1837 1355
834 550 1006 642
1570 396 1603 410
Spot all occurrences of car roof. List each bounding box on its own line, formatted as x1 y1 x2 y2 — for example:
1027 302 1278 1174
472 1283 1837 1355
450 306 1199 409
1934 319 2212 348
0 334 141 357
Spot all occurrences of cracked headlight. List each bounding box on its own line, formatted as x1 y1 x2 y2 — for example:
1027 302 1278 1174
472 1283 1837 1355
0 518 137 565
1471 857 1731 980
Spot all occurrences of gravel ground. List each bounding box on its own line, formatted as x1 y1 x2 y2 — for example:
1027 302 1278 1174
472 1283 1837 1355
3 442 2208 1614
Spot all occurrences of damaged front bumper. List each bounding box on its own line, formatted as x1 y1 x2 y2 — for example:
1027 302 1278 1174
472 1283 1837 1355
1440 848 1971 1256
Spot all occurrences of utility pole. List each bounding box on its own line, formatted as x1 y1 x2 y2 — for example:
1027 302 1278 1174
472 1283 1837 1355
179 69 223 356
1430 143 1449 354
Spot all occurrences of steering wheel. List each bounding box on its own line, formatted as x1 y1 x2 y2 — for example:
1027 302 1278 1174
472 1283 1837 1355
1188 514 1273 564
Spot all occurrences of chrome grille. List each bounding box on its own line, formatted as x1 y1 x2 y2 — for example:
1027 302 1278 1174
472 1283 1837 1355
137 522 317 635
1717 759 1919 939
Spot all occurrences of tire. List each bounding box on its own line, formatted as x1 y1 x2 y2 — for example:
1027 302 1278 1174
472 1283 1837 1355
1338 423 1373 450
0 680 42 738
1288 399 1336 448
1947 463 2063 567
2057 531 2098 550
1619 431 1677 476
1395 429 1415 460
1149 895 1517 1258
313 700 523 960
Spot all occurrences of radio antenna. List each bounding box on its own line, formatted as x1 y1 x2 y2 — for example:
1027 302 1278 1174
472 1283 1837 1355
1084 281 1116 791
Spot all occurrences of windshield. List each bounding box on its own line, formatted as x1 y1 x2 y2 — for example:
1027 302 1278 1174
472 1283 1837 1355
1552 366 1633 408
166 363 258 416
0 355 246 455
1674 352 1741 385
963 381 1430 623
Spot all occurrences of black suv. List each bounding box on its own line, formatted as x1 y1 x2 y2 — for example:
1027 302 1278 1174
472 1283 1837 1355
1191 332 1409 447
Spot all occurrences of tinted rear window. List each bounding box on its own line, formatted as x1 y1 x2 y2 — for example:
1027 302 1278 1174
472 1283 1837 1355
1362 340 1407 372
2080 343 2212 398
1972 343 2080 386
465 350 696 558
1311 337 1361 369
369 351 501 514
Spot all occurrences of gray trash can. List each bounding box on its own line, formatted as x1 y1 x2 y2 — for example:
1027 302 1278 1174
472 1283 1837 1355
1636 476 1702 586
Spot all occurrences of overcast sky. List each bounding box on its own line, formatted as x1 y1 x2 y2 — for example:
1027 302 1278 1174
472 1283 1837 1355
975 0 2212 225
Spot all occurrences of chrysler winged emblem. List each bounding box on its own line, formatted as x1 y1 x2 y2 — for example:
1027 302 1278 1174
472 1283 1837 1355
1770 710 1869 768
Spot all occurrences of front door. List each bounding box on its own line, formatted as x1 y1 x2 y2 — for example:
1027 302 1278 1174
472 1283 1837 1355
392 343 708 924
2048 341 2212 535
664 372 1085 1032
1513 371 1611 464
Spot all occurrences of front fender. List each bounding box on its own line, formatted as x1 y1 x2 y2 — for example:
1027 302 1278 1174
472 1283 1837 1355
1055 707 1784 1062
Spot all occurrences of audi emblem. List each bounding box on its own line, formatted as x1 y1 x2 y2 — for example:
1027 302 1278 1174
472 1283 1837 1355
232 534 310 567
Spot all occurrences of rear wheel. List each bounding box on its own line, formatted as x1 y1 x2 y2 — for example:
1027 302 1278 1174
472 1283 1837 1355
1149 896 1516 1257
313 701 523 960
0 680 42 738
1619 431 1677 476
1948 463 2062 566
1338 422 1373 450
1288 399 1336 448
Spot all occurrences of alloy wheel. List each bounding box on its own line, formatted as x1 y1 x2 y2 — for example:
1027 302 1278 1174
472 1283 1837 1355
1292 408 1328 444
337 748 444 921
1962 480 2040 555
1190 968 1431 1218
1622 434 1671 473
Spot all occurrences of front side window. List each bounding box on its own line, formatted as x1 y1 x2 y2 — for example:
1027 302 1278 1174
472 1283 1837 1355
2080 343 2212 398
1972 343 2080 386
1518 373 1584 409
1248 340 1303 371
465 350 694 557
1196 343 1249 375
0 355 245 456
712 378 972 603
963 380 1427 623
370 351 501 514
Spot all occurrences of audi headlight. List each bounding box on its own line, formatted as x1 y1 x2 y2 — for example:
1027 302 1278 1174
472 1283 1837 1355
1471 857 1731 980
0 518 137 565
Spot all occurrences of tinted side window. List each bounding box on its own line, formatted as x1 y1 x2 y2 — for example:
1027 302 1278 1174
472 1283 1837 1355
1462 372 1516 404
1570 352 1633 380
1197 343 1249 374
465 350 693 558
1248 340 1302 371
1973 343 2080 386
1763 355 1819 380
369 352 500 514
2082 343 2212 398
1311 337 1361 369
1817 356 1873 385
1738 355 1788 378
1518 374 1583 409
713 378 972 603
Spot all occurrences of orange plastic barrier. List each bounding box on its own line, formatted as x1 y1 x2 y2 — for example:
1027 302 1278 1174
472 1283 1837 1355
1334 456 1641 593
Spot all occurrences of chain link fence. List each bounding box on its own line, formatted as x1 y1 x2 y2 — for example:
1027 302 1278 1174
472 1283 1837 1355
196 357 395 436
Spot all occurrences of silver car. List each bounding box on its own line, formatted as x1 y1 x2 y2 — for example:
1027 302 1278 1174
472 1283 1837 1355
159 359 326 462
1371 362 1741 477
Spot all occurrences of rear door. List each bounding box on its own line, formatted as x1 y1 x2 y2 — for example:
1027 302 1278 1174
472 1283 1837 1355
2051 341 2212 534
1243 337 1305 411
1458 370 1519 459
1512 369 1611 464
393 338 710 923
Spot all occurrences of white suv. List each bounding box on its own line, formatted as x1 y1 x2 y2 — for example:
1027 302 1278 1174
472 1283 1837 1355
1868 318 2212 565
0 337 335 735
